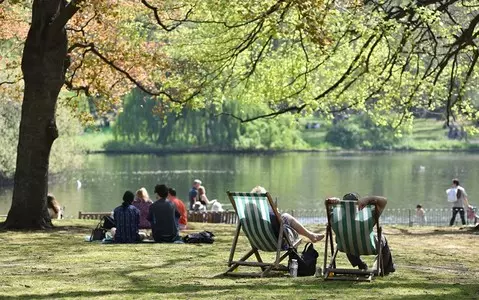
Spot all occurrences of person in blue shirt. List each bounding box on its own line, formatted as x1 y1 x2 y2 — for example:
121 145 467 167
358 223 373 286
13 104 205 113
188 179 202 210
113 191 142 243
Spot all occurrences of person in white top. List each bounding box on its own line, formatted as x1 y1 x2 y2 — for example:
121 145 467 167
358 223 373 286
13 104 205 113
449 178 469 226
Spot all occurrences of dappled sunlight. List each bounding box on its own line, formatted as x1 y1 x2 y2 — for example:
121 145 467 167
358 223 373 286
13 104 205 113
0 221 478 298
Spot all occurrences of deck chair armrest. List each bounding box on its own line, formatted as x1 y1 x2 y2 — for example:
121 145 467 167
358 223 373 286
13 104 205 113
325 198 341 206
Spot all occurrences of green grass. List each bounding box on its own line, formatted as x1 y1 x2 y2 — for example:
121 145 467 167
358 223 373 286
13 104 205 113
301 118 479 151
0 220 478 299
76 130 115 152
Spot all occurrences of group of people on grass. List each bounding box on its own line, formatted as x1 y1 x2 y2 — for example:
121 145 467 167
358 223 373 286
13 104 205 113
112 184 187 243
108 179 397 274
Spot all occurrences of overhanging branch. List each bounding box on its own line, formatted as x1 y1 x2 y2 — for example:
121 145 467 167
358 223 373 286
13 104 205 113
220 104 307 123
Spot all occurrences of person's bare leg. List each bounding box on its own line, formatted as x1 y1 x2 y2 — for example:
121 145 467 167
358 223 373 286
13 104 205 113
282 213 324 242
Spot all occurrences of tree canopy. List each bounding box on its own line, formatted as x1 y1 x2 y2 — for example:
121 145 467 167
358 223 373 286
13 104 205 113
0 0 478 229
1 0 478 126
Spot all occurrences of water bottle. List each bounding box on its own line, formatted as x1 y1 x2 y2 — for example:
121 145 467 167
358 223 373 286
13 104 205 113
290 259 298 277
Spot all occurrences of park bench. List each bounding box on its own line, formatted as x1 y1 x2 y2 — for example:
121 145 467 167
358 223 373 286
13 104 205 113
78 212 111 220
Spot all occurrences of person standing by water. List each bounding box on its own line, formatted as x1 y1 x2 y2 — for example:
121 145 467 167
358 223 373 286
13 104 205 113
189 179 202 210
416 204 426 226
449 178 470 226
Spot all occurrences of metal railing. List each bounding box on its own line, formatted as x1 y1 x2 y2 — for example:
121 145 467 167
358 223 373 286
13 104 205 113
285 208 478 227
3 207 477 227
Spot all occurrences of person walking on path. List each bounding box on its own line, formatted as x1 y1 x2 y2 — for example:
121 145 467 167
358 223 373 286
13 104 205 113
449 178 470 226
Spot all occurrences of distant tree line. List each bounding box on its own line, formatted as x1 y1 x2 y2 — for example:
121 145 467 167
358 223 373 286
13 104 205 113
112 89 306 150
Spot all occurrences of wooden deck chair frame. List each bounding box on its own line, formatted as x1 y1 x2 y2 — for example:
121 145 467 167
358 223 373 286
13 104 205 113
323 199 384 281
224 191 301 277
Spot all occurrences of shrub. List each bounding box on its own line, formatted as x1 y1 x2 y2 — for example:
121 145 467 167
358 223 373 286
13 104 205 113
325 114 402 150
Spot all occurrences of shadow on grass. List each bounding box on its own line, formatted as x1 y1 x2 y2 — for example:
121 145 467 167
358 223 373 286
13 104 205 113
386 226 477 236
3 280 478 299
0 222 93 234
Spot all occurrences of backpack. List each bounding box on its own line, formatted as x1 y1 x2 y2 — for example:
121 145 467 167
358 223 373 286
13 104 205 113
446 188 459 202
182 231 215 244
288 242 319 276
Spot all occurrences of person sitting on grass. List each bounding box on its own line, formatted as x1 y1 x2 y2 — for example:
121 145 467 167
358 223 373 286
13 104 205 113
168 187 188 230
148 184 181 243
250 186 324 243
112 191 145 243
47 193 62 220
133 187 153 229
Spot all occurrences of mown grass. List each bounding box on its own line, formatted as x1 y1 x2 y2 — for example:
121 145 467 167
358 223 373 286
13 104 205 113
0 219 478 299
76 130 115 153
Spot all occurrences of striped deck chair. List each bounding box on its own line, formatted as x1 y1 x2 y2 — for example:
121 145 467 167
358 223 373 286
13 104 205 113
224 192 302 277
323 199 383 281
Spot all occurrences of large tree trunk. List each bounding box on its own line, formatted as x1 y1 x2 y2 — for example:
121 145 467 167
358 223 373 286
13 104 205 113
4 0 68 229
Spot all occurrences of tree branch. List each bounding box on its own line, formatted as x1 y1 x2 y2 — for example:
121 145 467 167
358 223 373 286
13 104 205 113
48 0 84 40
220 104 307 123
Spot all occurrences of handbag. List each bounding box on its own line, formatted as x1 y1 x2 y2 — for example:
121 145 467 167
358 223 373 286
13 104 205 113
90 217 111 241
289 242 319 276
102 216 116 230
90 226 106 241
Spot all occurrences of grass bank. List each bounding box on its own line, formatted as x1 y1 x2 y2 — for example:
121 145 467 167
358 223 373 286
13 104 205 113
77 119 479 154
0 220 478 299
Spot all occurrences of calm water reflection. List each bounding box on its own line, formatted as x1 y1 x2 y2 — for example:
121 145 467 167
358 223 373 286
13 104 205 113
0 152 478 217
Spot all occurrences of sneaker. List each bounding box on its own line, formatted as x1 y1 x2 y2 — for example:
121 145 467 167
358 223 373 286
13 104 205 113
358 262 368 271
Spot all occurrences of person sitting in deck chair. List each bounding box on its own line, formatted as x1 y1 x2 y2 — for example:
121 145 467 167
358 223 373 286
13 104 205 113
328 193 395 275
251 186 324 243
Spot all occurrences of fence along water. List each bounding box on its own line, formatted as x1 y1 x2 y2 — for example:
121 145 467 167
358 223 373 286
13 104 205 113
287 208 478 227
75 207 479 226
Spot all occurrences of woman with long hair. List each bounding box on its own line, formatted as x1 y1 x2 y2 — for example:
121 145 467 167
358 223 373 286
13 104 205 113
197 186 211 205
132 187 153 229
47 193 62 220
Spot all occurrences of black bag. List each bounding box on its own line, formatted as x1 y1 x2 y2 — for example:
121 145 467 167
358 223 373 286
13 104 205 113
90 226 106 241
102 216 116 230
289 242 319 276
182 231 215 244
90 216 115 241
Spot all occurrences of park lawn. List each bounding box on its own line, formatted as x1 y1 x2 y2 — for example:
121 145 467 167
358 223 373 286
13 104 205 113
0 220 478 299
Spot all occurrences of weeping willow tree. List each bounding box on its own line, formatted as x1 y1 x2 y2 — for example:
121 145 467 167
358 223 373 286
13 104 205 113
113 88 306 150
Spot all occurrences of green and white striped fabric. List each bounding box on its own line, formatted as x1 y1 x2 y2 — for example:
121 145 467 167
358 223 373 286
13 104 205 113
230 192 278 252
331 200 377 255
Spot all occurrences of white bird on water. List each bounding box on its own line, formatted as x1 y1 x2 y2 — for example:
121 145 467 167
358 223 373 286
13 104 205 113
76 180 82 190
419 166 426 172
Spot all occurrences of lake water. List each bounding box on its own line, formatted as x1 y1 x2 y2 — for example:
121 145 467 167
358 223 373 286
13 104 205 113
0 152 478 218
